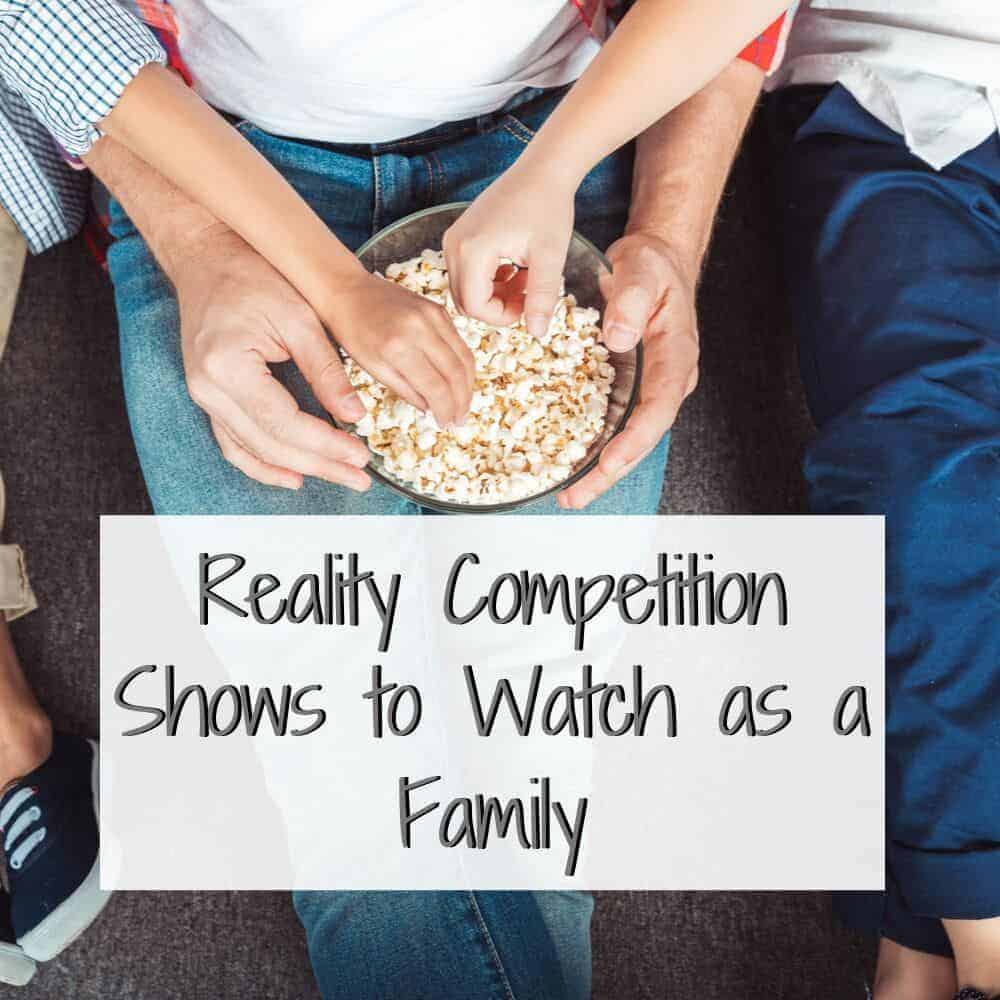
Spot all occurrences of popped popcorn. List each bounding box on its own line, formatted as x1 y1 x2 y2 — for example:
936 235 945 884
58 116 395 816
345 249 615 504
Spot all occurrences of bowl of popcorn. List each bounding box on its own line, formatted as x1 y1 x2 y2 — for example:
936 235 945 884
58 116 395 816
343 203 641 512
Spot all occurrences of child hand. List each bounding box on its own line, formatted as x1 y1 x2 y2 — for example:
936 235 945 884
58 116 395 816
321 271 476 428
443 163 575 339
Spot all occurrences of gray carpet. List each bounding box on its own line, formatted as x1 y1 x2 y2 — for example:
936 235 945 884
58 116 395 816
0 117 876 998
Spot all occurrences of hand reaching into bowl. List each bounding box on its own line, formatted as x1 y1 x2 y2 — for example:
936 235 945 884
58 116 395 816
320 270 476 429
439 0 787 342
443 159 575 340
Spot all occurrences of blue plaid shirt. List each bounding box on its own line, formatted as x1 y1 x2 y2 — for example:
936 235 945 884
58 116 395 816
0 0 164 253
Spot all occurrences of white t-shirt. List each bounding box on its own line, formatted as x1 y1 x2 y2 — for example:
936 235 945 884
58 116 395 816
169 1 600 143
768 1 1000 169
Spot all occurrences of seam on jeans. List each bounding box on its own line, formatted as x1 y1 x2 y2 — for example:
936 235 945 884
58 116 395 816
423 152 437 206
500 115 535 146
434 152 447 203
426 151 447 207
372 153 384 234
386 126 476 151
466 892 517 1000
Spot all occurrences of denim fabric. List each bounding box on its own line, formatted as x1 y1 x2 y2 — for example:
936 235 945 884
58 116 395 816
105 88 666 997
106 87 668 518
770 84 1000 958
293 890 593 1000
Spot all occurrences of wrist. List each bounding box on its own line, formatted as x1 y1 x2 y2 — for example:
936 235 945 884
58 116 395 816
160 217 245 287
509 143 584 197
166 214 366 319
620 223 703 288
308 261 372 331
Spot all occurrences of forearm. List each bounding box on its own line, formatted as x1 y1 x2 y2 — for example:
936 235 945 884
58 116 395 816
625 59 764 281
83 134 232 284
97 64 364 305
521 0 783 189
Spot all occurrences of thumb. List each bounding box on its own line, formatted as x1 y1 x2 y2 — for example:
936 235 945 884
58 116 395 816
523 246 563 340
289 318 366 424
603 274 657 354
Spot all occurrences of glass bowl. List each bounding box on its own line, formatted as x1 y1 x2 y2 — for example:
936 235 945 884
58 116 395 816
343 202 642 513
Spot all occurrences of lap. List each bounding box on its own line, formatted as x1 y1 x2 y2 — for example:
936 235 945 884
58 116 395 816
108 92 665 517
104 89 650 998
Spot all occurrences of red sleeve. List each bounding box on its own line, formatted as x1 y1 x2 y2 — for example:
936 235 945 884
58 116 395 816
737 12 793 74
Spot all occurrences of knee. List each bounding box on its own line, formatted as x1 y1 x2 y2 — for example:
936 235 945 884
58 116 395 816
292 891 397 999
804 375 999 536
804 383 999 621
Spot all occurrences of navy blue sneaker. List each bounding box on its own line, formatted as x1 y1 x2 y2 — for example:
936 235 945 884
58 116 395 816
0 891 35 986
0 733 110 961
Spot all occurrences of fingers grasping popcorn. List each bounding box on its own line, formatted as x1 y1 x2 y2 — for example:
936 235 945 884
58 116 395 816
344 250 615 504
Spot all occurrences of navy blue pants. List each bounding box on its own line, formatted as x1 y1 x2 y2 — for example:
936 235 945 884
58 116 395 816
769 84 1000 958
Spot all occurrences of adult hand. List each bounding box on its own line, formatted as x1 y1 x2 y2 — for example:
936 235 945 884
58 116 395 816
443 162 575 339
557 232 700 509
174 227 373 491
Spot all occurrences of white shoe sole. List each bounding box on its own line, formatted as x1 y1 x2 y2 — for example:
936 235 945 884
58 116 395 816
0 941 35 986
17 739 112 962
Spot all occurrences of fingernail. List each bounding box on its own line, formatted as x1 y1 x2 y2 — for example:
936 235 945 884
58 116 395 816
340 471 370 490
603 455 624 476
343 394 366 421
604 323 637 353
526 313 550 339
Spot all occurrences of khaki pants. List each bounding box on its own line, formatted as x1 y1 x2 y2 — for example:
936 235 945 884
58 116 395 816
0 206 36 622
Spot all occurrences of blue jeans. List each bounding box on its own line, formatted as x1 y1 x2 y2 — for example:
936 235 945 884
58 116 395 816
293 891 593 1000
770 85 1000 957
106 89 664 998
107 87 668 518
